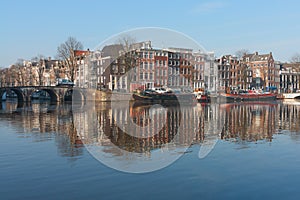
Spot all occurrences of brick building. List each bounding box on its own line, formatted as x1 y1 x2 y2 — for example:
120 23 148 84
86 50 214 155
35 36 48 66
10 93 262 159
241 52 279 90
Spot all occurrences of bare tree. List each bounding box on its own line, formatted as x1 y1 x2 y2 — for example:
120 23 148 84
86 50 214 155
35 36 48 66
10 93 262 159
235 49 250 59
31 54 45 63
14 59 25 85
290 53 300 63
116 35 138 91
0 68 7 87
57 37 83 82
53 61 63 80
117 34 136 53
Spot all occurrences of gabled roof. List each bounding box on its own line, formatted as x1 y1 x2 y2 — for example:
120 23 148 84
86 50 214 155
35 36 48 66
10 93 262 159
242 52 273 62
102 44 123 58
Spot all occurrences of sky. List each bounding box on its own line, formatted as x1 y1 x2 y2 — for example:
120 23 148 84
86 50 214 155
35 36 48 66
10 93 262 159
1 0 300 67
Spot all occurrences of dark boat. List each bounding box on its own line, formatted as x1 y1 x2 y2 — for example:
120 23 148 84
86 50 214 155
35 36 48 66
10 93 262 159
132 88 196 104
219 91 277 102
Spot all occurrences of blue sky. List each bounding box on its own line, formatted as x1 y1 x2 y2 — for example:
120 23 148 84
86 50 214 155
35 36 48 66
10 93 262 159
1 0 300 67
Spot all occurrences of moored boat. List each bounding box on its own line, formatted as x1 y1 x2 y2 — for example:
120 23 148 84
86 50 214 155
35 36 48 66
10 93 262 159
193 90 210 103
219 91 277 102
132 88 196 104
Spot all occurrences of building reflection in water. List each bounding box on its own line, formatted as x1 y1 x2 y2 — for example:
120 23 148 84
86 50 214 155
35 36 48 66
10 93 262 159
73 102 202 154
74 101 300 154
73 101 228 165
1 100 300 160
220 102 278 142
280 100 300 133
0 100 83 159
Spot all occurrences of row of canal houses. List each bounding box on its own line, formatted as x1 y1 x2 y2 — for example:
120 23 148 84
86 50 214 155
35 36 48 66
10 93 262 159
75 41 300 93
75 41 214 92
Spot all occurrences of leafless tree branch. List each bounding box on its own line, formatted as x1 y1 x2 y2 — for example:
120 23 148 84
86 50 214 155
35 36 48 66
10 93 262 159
57 36 83 82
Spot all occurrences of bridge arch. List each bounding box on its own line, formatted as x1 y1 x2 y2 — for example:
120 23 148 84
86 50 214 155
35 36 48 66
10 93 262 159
0 88 25 102
33 88 59 102
64 88 86 102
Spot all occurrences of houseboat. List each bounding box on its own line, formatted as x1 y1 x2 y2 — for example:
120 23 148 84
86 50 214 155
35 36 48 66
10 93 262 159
219 89 277 102
132 87 196 104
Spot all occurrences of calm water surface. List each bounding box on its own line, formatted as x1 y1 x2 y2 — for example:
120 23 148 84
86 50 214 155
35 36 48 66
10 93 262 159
1 100 300 199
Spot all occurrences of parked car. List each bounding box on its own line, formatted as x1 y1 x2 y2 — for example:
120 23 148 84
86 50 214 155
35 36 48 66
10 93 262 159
56 78 75 86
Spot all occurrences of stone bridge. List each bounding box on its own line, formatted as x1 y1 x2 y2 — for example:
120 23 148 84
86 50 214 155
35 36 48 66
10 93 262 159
0 86 89 102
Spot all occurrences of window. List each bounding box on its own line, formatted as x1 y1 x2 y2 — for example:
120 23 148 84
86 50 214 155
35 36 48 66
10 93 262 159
149 52 153 58
144 52 148 58
149 62 153 69
140 73 143 80
150 73 153 80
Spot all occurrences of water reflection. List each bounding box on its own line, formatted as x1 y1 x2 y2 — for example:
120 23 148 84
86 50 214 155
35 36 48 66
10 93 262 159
220 102 278 142
1 100 300 160
80 102 200 150
0 100 83 159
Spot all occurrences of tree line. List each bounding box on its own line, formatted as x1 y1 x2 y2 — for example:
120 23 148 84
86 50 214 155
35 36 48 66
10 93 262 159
0 37 83 87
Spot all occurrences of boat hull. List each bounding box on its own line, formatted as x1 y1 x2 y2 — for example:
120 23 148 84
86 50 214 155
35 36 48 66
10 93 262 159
219 93 277 103
197 96 210 103
132 92 196 105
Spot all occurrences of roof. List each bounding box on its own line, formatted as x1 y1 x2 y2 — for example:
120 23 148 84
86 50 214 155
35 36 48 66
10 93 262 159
44 59 60 69
74 50 90 57
102 44 123 58
282 63 300 72
242 52 273 62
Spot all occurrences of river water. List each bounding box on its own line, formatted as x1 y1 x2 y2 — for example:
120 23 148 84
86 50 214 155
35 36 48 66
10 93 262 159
1 99 300 199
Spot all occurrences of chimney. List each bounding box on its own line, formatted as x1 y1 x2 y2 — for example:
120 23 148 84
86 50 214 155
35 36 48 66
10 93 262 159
48 57 51 61
255 52 258 55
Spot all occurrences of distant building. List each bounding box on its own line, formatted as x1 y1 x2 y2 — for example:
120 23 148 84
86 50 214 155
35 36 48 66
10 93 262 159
280 62 300 92
241 52 279 90
192 52 206 90
43 57 62 86
75 50 92 88
154 50 169 88
167 48 194 90
216 55 239 91
78 41 220 93
204 52 218 94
